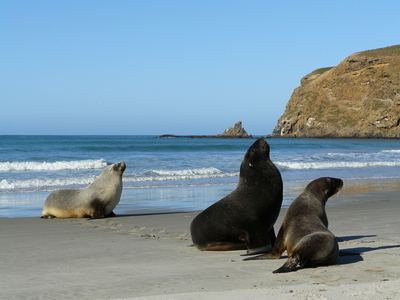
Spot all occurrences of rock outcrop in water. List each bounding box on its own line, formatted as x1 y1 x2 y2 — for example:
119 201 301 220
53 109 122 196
217 121 252 138
157 121 253 138
270 45 400 139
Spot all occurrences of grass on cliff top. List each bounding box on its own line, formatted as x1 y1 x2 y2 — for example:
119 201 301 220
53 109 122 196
358 44 400 57
314 67 334 74
301 67 334 85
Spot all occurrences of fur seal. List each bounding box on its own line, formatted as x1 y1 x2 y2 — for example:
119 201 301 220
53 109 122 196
190 138 283 254
41 161 126 218
244 177 343 273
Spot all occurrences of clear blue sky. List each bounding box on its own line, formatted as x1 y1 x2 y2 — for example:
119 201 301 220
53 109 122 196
1 1 399 135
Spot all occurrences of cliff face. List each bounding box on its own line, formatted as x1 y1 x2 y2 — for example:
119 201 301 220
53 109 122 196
271 45 400 138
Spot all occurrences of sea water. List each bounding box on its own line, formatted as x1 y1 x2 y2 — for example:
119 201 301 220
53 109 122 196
1 135 399 217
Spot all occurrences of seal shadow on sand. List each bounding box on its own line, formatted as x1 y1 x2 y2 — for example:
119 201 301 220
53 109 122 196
263 236 400 273
109 212 189 218
336 235 376 242
337 235 400 265
85 211 188 220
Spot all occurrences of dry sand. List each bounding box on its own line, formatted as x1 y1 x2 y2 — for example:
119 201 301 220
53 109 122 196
1 180 400 300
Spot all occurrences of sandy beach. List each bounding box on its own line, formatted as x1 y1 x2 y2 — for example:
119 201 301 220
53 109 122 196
1 179 400 300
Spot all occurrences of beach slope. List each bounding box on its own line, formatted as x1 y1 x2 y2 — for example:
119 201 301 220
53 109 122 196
1 184 400 299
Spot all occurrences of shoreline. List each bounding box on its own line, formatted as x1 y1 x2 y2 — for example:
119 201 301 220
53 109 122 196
1 178 399 219
1 180 400 299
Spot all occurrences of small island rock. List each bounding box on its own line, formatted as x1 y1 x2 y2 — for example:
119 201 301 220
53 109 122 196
157 121 253 138
217 121 253 138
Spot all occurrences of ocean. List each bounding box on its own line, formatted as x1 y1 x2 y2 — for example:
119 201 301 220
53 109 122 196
1 135 399 218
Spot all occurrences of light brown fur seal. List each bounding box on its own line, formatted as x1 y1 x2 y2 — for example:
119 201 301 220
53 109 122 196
41 162 126 218
244 177 343 273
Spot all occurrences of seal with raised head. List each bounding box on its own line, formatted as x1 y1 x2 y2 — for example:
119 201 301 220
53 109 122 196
190 138 283 254
41 161 126 218
244 177 343 273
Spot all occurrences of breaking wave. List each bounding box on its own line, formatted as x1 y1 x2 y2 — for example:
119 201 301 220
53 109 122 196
0 167 238 191
125 167 238 182
0 159 107 172
276 160 400 169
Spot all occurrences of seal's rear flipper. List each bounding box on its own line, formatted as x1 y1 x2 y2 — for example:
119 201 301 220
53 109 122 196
272 256 299 273
40 215 55 219
197 242 247 251
106 211 116 217
242 252 277 261
241 245 272 256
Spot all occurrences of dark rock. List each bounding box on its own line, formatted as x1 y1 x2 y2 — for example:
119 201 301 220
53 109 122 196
157 121 253 139
217 121 253 138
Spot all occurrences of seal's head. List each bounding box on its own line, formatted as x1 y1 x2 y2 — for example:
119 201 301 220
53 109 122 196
112 161 126 174
242 138 270 167
306 177 343 204
239 138 279 185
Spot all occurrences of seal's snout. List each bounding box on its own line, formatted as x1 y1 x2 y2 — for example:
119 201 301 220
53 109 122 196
328 177 343 192
257 138 269 154
335 178 343 192
114 161 126 173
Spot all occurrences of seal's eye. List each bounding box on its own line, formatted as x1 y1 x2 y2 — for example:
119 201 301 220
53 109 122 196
249 163 253 167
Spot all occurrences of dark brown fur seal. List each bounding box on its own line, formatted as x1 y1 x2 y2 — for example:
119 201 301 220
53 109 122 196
41 162 126 218
244 177 343 273
190 138 283 254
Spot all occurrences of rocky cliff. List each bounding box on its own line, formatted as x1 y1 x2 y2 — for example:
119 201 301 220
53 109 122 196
271 45 400 138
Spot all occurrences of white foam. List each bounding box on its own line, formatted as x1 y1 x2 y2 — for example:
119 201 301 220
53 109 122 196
0 176 97 190
123 182 237 189
0 159 107 172
0 167 238 191
150 167 223 176
125 167 238 183
276 161 400 169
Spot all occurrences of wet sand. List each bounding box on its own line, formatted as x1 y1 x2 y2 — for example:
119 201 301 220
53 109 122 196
1 179 399 299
